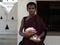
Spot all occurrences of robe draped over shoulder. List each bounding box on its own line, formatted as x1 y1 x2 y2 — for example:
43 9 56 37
21 15 47 45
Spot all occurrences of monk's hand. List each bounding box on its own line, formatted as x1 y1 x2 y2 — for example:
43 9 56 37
23 31 36 38
31 36 41 43
32 37 41 43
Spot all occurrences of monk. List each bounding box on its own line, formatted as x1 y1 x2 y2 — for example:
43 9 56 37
19 2 47 45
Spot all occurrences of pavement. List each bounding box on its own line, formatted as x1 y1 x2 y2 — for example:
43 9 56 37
0 34 17 45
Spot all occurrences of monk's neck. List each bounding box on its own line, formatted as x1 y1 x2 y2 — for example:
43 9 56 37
29 14 36 17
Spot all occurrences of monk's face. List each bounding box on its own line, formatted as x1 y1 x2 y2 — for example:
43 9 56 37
27 5 36 15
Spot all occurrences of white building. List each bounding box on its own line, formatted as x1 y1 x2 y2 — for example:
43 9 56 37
3 0 18 2
0 0 17 45
1 0 18 12
0 0 18 34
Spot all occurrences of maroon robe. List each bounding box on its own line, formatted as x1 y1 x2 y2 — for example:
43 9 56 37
21 15 47 45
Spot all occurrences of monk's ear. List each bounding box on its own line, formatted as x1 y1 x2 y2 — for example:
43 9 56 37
35 8 37 14
35 7 37 11
27 6 28 10
27 8 28 11
27 8 29 12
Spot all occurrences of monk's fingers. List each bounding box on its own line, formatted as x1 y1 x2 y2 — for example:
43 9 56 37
33 40 40 42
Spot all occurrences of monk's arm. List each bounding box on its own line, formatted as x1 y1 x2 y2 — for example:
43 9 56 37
38 17 47 38
38 28 47 38
19 19 24 36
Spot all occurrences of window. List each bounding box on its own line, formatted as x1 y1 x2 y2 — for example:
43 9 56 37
37 1 60 32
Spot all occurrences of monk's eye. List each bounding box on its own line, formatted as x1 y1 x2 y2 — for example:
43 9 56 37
28 7 35 10
32 8 35 9
29 8 31 9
